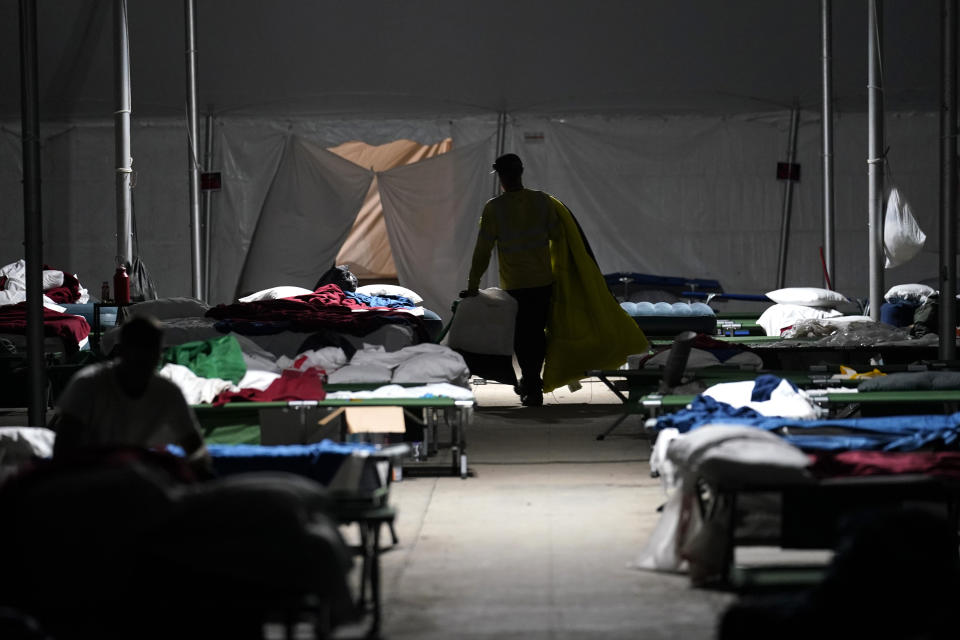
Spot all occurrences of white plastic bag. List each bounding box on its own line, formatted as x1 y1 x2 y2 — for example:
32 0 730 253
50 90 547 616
884 187 926 268
444 288 518 356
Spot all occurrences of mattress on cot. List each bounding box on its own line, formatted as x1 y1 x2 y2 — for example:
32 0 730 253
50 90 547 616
619 300 717 337
604 272 723 300
0 304 91 354
206 439 406 501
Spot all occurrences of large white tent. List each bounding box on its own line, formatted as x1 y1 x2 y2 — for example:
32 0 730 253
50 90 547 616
1 1 952 320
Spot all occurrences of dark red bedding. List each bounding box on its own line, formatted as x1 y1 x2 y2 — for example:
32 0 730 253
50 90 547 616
206 284 429 341
0 302 91 352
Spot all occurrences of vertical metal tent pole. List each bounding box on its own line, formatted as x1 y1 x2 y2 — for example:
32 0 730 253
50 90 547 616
821 0 836 290
19 0 46 427
114 0 133 270
867 0 885 321
493 111 506 197
775 102 800 289
185 0 203 300
939 0 957 360
202 110 214 301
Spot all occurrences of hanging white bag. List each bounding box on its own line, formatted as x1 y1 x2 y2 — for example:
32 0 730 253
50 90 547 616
883 187 926 268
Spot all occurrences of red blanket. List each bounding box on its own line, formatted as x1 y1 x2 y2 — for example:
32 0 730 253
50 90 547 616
42 265 84 304
212 367 326 406
207 284 428 340
809 450 960 480
0 303 91 352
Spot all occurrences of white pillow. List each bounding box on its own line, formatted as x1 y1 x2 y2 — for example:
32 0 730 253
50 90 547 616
42 270 64 290
884 283 935 304
765 287 849 308
354 284 423 305
238 286 314 303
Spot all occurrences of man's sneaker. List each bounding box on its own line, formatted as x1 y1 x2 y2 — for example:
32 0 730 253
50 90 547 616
521 392 543 407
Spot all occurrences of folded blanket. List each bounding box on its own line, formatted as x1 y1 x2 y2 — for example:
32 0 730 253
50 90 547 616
858 371 960 391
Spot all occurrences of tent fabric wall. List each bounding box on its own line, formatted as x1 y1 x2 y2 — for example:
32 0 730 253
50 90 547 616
331 137 453 280
509 111 942 300
377 137 498 320
234 136 373 298
208 118 467 304
1 121 194 296
0 111 943 314
208 123 288 305
1 126 24 252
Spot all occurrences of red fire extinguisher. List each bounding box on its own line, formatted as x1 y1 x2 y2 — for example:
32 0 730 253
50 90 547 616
113 265 131 304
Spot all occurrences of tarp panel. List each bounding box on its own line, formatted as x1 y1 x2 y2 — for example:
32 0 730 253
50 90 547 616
235 136 372 297
208 123 287 304
511 112 942 298
331 138 453 280
0 111 944 310
378 137 497 321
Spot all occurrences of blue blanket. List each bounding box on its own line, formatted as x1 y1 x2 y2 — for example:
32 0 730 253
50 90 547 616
205 440 379 486
653 377 960 452
344 290 416 309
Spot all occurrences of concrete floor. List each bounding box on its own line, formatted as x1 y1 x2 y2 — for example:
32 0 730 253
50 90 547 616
335 379 737 639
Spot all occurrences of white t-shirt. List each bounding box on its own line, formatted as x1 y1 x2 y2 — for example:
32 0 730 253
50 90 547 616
55 361 202 450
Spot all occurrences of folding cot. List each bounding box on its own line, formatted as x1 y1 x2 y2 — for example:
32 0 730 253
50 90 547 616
589 365 862 440
204 439 410 637
680 446 960 588
637 378 960 588
0 447 362 638
194 391 474 478
639 388 960 422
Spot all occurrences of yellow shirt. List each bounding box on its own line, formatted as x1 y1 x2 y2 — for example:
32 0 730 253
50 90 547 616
467 189 562 291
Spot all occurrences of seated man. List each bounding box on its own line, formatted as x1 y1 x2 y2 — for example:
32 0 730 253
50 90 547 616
51 315 211 474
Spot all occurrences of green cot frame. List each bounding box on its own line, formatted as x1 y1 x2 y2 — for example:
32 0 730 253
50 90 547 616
193 388 474 479
588 366 854 440
638 389 960 420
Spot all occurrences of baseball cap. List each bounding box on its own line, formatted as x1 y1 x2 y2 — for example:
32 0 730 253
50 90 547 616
491 153 523 174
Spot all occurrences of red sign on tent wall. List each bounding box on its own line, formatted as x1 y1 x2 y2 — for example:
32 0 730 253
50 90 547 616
201 172 222 191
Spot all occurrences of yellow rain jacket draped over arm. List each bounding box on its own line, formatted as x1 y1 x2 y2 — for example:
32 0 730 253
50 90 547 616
543 196 650 393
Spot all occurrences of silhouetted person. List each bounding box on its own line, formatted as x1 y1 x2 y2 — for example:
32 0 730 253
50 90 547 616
461 153 562 406
51 315 211 474
719 505 960 640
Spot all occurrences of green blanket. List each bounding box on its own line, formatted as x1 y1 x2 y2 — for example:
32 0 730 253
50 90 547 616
163 334 247 384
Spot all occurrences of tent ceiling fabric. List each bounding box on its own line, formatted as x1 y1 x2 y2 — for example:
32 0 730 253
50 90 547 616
0 1 943 120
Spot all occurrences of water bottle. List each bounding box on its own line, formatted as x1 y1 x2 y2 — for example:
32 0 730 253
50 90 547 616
100 281 111 303
113 266 131 304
